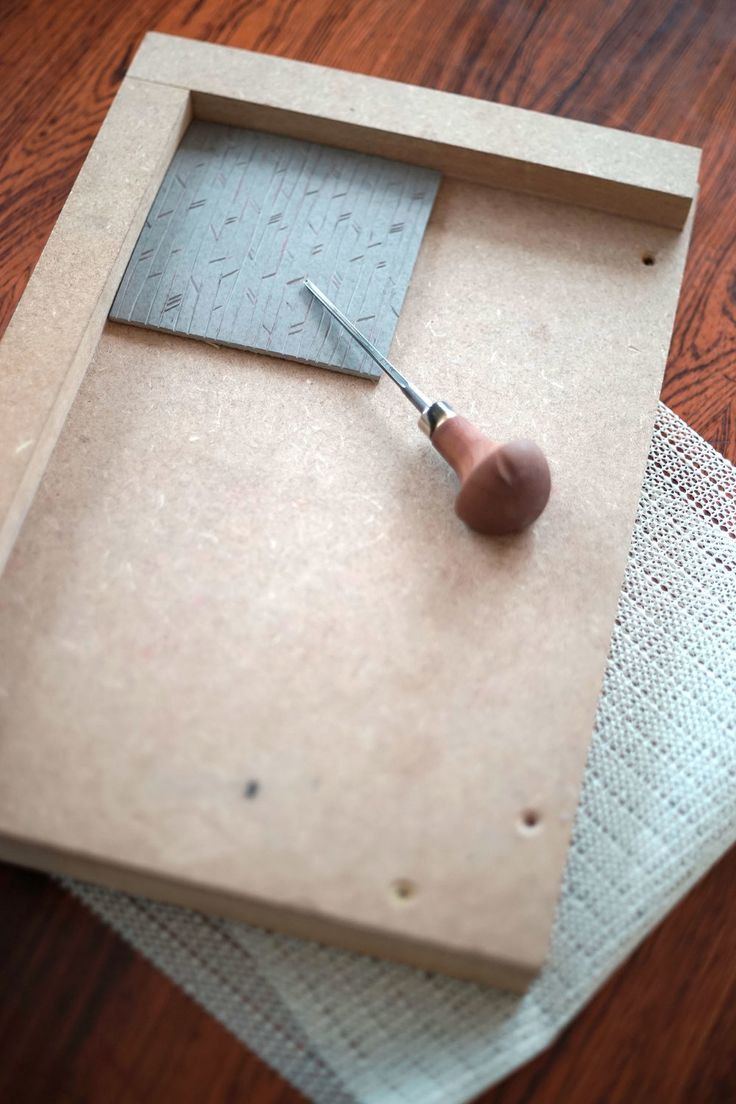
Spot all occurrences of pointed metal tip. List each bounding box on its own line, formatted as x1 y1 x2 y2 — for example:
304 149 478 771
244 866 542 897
304 277 326 307
297 280 429 409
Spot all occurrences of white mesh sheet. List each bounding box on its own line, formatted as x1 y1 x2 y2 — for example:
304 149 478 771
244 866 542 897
68 403 736 1104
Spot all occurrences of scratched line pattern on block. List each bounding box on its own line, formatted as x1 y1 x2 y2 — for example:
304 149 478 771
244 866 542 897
110 121 440 379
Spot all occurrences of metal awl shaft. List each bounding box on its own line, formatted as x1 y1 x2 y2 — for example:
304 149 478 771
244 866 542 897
303 278 431 413
302 278 551 534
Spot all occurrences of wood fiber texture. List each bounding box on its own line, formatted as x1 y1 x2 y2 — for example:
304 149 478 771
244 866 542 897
110 121 440 378
1 1 735 1103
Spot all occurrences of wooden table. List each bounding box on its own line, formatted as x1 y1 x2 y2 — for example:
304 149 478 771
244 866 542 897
1 2 734 1101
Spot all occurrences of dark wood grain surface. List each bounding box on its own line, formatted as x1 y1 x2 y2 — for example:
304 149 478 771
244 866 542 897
1 1 734 1101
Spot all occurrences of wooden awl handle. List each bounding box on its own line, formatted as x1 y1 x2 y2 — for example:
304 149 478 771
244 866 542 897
301 281 551 536
429 412 551 535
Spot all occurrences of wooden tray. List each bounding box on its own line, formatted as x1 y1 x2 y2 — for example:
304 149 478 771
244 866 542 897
0 33 699 990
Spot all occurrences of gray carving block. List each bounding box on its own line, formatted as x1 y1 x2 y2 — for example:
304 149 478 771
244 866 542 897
110 121 440 379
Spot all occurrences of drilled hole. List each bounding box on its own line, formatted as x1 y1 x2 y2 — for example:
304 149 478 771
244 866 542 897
520 809 541 832
642 252 656 266
391 878 417 902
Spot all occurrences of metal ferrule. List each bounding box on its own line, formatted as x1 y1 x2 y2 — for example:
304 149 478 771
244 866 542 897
418 400 457 438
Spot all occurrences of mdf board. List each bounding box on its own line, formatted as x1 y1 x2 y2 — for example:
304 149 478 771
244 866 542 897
0 34 699 991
